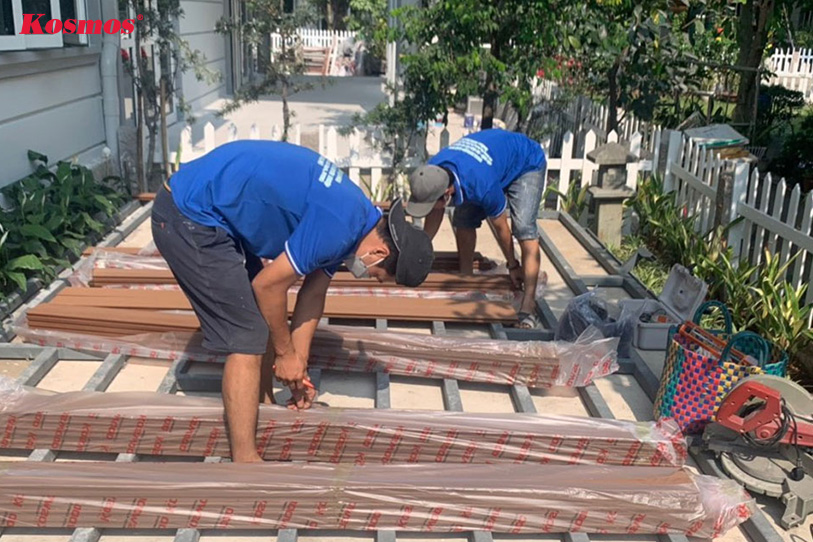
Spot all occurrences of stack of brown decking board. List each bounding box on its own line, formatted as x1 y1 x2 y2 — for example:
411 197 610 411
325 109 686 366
88 268 511 290
83 245 493 272
25 287 517 337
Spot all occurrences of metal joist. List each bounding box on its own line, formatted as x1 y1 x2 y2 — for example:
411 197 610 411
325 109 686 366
537 227 589 296
82 353 126 392
17 346 59 386
433 320 464 412
556 210 653 300
0 343 104 361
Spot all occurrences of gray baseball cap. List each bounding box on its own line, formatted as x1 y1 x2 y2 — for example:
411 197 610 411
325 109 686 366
406 165 450 218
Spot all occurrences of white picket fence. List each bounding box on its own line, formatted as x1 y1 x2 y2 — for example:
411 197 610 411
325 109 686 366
661 131 813 305
545 129 652 198
270 29 356 51
531 79 664 165
766 48 813 102
173 120 401 197
729 167 813 306
663 132 726 235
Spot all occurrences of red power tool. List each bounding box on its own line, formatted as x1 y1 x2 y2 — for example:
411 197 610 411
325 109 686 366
703 375 813 529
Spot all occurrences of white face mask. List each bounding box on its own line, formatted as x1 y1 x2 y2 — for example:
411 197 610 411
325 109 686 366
344 251 384 278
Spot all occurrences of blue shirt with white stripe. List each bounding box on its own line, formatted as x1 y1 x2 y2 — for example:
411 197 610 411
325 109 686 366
429 129 546 218
169 140 381 276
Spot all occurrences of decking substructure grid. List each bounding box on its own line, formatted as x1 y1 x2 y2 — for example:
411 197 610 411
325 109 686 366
0 206 784 542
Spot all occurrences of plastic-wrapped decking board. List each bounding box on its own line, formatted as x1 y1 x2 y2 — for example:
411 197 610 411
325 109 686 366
13 322 619 388
0 461 753 536
0 381 685 466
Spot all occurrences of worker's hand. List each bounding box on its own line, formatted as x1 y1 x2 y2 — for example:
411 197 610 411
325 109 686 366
273 350 307 387
287 380 317 411
509 265 524 291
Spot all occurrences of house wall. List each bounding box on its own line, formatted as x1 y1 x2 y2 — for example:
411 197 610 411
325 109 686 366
0 1 108 189
178 0 229 111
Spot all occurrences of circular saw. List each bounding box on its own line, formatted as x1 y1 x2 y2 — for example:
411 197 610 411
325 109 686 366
702 374 813 529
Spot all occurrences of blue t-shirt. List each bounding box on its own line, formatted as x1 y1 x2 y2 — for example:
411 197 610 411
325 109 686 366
429 129 546 217
169 141 381 277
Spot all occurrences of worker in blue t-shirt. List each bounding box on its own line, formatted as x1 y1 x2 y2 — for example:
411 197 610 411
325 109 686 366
152 141 434 462
406 129 547 329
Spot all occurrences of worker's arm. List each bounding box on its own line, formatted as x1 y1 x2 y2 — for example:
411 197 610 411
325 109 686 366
251 254 305 384
285 269 330 409
488 211 523 290
423 206 445 240
290 270 331 364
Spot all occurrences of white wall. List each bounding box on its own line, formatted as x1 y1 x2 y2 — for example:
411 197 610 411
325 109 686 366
0 0 110 190
178 0 229 111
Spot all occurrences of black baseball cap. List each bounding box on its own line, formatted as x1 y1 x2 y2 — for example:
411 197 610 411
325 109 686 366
387 198 435 287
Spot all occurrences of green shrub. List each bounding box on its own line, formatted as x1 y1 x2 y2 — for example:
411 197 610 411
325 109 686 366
544 178 589 222
0 151 128 297
625 176 813 380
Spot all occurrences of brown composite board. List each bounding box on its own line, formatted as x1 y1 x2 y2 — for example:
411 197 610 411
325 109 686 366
36 289 518 325
81 247 487 272
89 269 512 291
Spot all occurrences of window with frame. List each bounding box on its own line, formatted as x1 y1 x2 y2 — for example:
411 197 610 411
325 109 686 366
0 0 88 52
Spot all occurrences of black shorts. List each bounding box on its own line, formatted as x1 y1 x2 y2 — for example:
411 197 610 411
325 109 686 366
151 187 269 355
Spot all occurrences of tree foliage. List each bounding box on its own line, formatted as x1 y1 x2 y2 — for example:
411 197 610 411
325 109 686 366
120 0 218 188
345 0 388 60
556 0 706 131
217 0 318 140
394 0 563 130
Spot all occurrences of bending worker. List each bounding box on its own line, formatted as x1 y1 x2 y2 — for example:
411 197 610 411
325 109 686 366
152 140 434 462
406 128 547 329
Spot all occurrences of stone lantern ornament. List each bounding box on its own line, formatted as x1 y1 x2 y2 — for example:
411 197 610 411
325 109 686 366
585 142 636 247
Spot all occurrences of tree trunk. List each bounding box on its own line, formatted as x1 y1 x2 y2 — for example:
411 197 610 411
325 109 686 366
481 37 502 130
326 1 334 30
282 77 290 141
134 4 145 192
732 0 776 126
136 90 145 192
160 77 170 178
607 62 620 134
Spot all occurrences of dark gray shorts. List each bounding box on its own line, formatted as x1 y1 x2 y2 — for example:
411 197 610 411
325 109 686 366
151 187 268 355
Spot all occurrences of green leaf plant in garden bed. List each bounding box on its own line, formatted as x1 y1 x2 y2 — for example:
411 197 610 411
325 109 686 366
617 176 813 386
0 151 128 301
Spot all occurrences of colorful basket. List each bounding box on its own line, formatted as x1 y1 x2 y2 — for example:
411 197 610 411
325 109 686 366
653 301 733 421
656 322 788 434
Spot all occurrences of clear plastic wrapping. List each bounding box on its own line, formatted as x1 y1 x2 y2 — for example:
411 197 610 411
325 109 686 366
0 460 753 536
308 324 619 388
556 292 636 357
71 249 515 299
14 320 619 388
0 379 685 466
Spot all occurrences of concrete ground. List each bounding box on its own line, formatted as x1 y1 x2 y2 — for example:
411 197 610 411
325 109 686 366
2 209 809 542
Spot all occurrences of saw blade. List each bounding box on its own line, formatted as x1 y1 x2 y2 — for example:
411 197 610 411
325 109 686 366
720 452 786 497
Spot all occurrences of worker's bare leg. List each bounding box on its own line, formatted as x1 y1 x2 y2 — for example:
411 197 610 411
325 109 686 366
455 227 477 275
519 239 541 315
260 351 276 405
223 352 263 462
